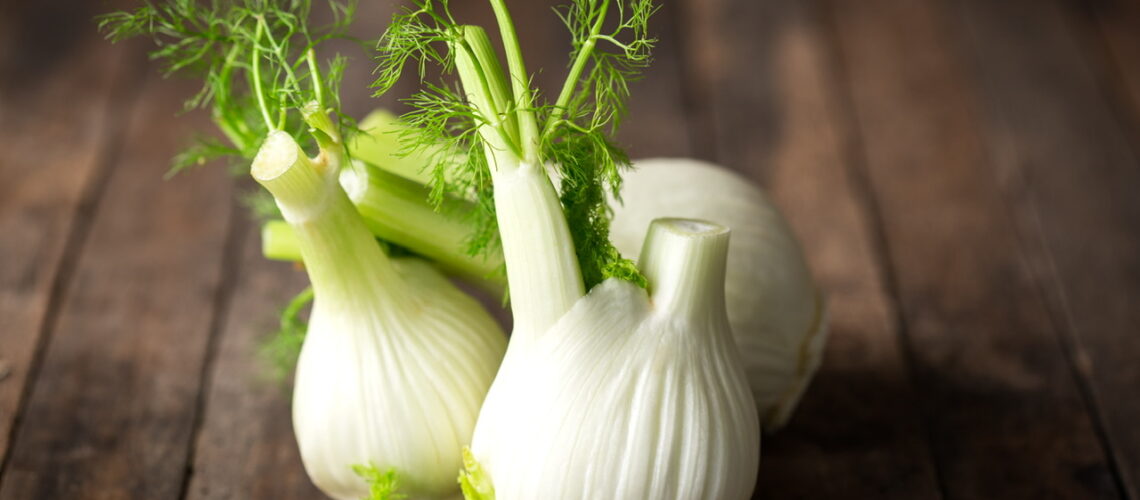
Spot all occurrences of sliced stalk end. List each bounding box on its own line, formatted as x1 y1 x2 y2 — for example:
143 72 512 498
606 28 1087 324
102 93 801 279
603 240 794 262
251 131 330 221
253 131 402 304
639 218 730 321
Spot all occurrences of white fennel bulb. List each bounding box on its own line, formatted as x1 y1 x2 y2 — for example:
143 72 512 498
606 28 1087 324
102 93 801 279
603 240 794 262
470 218 760 499
610 158 828 431
252 131 507 499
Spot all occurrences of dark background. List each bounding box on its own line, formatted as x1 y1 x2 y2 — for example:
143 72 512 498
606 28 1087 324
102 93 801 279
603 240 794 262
1 0 1138 498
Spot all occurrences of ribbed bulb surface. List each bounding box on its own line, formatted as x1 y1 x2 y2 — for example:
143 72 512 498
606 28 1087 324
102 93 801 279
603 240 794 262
470 218 760 499
610 158 828 430
252 131 507 499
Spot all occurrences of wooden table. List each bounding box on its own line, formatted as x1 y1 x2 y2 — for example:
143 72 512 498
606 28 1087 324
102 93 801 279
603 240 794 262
2 0 1138 498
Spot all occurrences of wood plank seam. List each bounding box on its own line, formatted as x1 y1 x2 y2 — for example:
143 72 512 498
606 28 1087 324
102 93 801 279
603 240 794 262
0 66 238 497
0 51 147 477
1010 159 1134 499
813 4 950 498
669 0 942 495
176 197 252 500
1012 184 1135 500
950 1 1137 496
818 0 1125 495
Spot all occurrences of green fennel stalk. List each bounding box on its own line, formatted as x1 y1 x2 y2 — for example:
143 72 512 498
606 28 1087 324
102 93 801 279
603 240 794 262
373 0 658 336
98 0 507 364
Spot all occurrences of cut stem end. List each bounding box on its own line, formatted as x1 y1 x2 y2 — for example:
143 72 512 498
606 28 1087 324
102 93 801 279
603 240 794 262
252 131 332 221
639 217 731 320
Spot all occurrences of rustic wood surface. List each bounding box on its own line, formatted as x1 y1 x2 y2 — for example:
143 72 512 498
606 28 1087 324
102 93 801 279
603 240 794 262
0 0 1137 498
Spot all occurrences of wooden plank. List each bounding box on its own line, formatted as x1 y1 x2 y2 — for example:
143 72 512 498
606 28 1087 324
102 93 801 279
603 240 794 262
953 0 1140 496
181 3 412 496
676 0 943 497
184 226 318 499
0 71 237 497
616 1 694 158
0 2 137 464
320 1 415 118
1080 0 1140 144
822 0 1121 497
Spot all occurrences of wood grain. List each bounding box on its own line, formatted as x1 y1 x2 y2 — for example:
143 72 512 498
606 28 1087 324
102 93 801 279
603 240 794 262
180 3 407 497
0 70 237 498
676 0 943 497
0 2 137 465
184 225 317 500
615 0 695 158
824 0 1120 497
954 0 1140 496
2 0 1139 497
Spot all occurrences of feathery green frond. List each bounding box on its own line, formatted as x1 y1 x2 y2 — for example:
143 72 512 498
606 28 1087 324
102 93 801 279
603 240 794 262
169 135 244 177
373 0 656 289
376 9 506 260
259 286 314 381
549 0 658 135
98 0 359 172
373 0 462 96
539 0 657 286
398 83 499 255
545 126 642 288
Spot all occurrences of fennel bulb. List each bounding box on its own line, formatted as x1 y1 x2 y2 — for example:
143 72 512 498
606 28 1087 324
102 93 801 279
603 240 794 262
375 3 761 497
610 158 828 431
252 131 507 500
470 219 760 499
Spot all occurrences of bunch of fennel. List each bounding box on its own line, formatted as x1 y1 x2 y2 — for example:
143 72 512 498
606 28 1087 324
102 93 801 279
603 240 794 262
102 0 830 497
270 127 828 432
100 2 506 498
374 0 760 497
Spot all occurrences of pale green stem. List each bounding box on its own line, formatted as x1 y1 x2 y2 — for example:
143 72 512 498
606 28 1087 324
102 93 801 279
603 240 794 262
256 16 304 130
453 27 584 336
487 0 539 162
259 161 506 293
463 26 520 155
341 162 504 288
491 164 584 338
453 34 515 157
251 21 276 130
544 0 609 137
348 110 437 186
252 131 405 306
213 45 255 151
302 104 342 160
262 219 302 261
305 48 325 110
